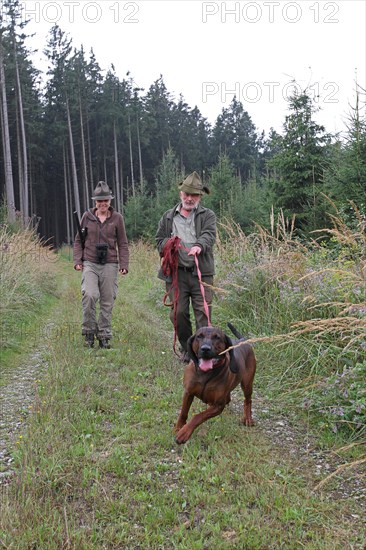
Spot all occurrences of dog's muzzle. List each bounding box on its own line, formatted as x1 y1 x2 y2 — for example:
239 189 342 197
198 344 225 372
199 343 213 357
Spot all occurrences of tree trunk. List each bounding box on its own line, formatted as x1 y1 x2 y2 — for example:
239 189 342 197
136 114 143 193
87 120 94 198
29 148 34 218
15 52 29 224
65 145 75 240
79 97 89 210
0 35 16 223
113 121 120 211
128 112 135 197
66 96 80 218
16 99 24 218
103 156 107 182
120 160 124 212
63 143 71 245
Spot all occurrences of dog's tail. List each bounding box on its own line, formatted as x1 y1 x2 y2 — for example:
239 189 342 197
227 322 244 340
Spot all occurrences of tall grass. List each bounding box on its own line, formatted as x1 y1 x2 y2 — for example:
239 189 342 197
0 226 58 356
214 206 366 440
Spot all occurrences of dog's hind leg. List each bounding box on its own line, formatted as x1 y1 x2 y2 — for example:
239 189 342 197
240 353 256 427
241 388 254 427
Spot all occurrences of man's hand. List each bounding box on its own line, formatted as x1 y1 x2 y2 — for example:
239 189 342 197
188 246 201 256
75 264 83 271
119 269 128 275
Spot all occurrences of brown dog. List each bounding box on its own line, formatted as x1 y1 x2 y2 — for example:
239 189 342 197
174 323 256 444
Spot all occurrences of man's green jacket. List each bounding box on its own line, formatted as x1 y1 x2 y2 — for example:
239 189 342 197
155 203 216 281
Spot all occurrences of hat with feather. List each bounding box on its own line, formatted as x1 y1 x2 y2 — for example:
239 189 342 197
178 171 210 195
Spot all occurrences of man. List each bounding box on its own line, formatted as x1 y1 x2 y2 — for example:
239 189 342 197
156 171 216 362
73 181 129 349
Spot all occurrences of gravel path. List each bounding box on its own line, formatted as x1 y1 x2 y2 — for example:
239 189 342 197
0 350 46 483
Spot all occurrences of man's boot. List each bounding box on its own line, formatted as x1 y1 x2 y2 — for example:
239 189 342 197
98 338 111 349
85 334 94 348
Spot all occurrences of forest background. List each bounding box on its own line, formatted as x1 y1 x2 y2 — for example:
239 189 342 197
1 0 365 244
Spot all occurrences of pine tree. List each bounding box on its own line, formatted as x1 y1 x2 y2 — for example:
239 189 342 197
210 97 259 183
324 86 366 212
267 89 331 231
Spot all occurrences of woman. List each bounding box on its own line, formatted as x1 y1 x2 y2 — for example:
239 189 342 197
73 181 129 348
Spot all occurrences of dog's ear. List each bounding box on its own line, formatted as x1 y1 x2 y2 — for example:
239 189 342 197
225 334 238 373
187 334 199 368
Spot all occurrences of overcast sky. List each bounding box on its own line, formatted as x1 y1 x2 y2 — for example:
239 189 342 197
24 0 366 136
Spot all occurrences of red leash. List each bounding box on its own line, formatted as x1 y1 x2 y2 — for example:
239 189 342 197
193 253 212 328
161 237 211 355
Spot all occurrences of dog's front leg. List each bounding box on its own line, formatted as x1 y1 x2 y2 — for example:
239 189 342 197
174 391 194 434
175 403 225 444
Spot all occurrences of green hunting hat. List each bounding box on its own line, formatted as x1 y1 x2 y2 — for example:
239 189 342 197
178 171 210 195
92 181 114 200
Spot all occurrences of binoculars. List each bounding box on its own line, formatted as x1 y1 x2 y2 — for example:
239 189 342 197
96 243 108 264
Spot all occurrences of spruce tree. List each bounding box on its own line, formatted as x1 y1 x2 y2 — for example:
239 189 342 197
266 89 331 232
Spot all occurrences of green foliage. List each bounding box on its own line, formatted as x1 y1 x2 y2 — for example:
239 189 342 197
0 201 7 225
323 88 366 209
312 200 366 263
124 148 184 240
123 193 155 241
154 146 183 211
305 361 366 438
221 178 268 233
205 154 239 213
205 154 268 233
266 88 332 232
337 201 366 232
210 97 259 182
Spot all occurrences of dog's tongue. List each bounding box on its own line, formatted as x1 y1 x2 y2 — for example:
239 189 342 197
199 358 214 372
